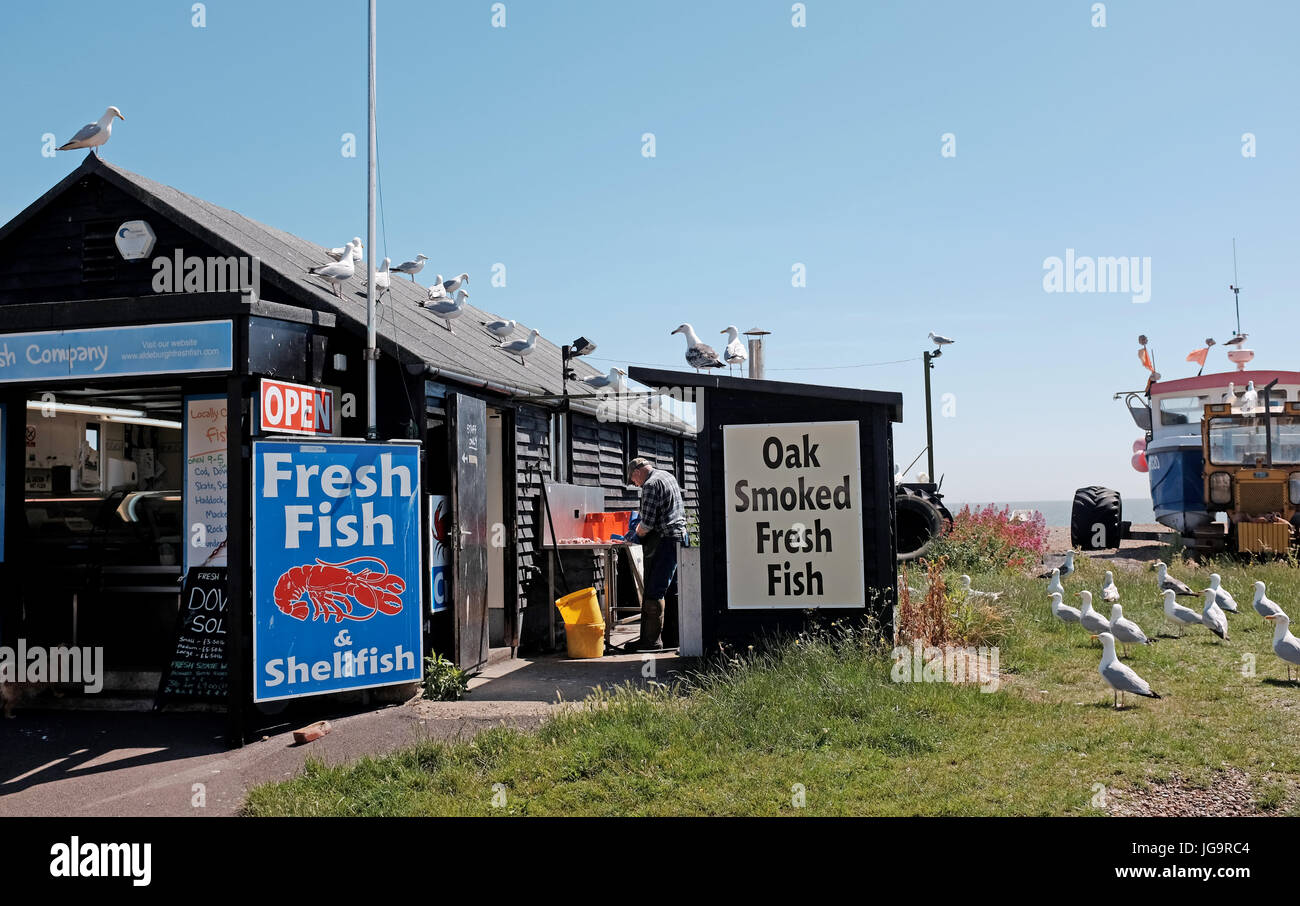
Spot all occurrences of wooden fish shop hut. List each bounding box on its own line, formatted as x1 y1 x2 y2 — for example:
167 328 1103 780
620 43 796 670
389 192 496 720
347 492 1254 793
0 155 700 741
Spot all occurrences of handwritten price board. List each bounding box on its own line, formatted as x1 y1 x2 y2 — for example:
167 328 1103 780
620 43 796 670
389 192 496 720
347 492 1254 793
155 567 229 708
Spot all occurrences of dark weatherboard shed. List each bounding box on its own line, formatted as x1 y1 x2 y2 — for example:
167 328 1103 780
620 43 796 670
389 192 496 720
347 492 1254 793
629 367 901 651
0 155 697 741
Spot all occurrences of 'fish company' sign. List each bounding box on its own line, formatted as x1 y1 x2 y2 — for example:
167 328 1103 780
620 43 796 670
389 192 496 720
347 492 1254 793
0 321 233 382
723 421 865 609
252 441 422 702
259 378 339 436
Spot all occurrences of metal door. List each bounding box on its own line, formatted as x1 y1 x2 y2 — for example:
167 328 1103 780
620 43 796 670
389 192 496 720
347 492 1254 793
449 393 490 672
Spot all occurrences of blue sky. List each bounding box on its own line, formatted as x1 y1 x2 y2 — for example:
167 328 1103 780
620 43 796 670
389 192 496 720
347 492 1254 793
3 1 1297 501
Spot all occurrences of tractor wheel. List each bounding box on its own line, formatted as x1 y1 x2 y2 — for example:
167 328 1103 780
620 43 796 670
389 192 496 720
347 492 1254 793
896 492 945 562
899 485 954 528
1071 486 1123 550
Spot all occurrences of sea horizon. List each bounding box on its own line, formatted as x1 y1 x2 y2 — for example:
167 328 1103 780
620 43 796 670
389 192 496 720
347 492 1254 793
950 499 1156 528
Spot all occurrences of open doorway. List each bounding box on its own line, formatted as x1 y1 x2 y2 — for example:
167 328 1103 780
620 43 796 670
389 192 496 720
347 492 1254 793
486 408 506 646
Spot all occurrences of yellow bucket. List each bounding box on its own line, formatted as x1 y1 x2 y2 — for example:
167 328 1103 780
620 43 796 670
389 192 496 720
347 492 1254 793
565 622 605 659
555 587 603 625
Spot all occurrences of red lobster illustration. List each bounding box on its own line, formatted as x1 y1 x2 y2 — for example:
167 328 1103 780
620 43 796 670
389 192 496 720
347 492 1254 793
273 556 405 623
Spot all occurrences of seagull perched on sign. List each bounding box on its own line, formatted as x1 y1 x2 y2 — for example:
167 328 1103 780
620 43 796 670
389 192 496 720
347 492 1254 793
482 318 517 340
671 324 725 371
307 248 355 299
421 288 468 332
928 331 955 346
327 238 363 262
497 328 540 366
391 254 428 281
720 326 748 376
57 106 125 156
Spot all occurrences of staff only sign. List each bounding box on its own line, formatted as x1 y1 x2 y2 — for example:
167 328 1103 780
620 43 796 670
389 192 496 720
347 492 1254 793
252 440 422 702
723 421 866 609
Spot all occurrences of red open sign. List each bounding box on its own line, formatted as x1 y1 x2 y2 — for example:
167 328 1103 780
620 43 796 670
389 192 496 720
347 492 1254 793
259 379 338 436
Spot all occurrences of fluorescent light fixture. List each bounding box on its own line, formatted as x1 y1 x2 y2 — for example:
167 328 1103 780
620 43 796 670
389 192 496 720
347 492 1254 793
24 400 180 430
25 401 145 419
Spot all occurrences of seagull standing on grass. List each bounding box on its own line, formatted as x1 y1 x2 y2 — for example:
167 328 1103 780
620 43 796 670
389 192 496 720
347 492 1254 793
720 326 748 376
1039 551 1075 579
1263 612 1300 681
1199 587 1229 642
671 324 726 371
327 238 364 262
498 328 540 366
1252 581 1285 619
928 331 955 346
1208 574 1239 613
1162 589 1201 636
1092 632 1162 709
1077 591 1111 640
57 106 125 155
1156 561 1196 597
1045 567 1064 598
1109 604 1151 658
1101 571 1120 603
957 575 1001 601
391 254 428 281
307 247 355 299
1050 591 1082 626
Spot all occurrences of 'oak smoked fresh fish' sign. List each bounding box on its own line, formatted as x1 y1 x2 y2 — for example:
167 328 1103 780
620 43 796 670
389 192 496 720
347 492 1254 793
251 440 422 702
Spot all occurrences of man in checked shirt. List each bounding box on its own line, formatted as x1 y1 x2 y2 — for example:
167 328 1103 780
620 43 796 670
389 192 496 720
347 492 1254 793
624 457 688 652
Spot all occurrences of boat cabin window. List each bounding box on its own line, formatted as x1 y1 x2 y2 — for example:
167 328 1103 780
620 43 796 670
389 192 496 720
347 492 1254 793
1208 415 1300 466
1158 396 1208 427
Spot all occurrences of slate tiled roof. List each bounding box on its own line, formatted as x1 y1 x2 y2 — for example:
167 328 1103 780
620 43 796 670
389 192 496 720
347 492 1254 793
85 157 599 397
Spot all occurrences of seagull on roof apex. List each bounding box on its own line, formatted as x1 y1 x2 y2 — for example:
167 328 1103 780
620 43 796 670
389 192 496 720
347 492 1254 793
672 324 725 372
720 326 747 376
929 331 954 346
327 238 363 262
369 257 392 297
440 273 470 296
582 368 627 392
57 106 124 156
421 288 469 332
307 247 355 299
482 318 517 340
497 328 540 366
1240 380 1259 414
391 254 428 281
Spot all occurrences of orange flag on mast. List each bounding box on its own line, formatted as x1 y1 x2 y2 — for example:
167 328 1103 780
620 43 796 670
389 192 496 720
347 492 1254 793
1138 347 1155 372
1186 347 1209 367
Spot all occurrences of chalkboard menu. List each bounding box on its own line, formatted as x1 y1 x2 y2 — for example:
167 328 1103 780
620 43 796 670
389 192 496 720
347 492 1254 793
155 567 229 708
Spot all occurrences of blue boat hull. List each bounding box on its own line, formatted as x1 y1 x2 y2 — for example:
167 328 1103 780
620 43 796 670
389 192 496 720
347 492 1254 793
1147 442 1211 533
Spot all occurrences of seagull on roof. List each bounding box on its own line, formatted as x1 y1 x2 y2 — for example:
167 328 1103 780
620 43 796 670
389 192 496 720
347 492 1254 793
57 106 124 156
1240 380 1259 414
1049 591 1081 626
440 273 470 296
482 318 517 340
1252 581 1284 619
307 247 355 299
1156 561 1196 597
928 331 955 346
1092 632 1162 709
1162 589 1201 636
425 275 448 303
1222 382 1237 404
1100 570 1120 603
369 257 392 296
1264 612 1300 681
581 368 627 392
1207 573 1239 613
671 324 725 371
422 288 468 332
391 254 428 280
1109 603 1151 658
327 238 363 262
497 328 540 366
1199 587 1229 642
720 326 748 376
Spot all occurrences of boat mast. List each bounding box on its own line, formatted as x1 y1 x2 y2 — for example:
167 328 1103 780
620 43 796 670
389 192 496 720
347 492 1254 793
365 0 378 441
1230 238 1242 337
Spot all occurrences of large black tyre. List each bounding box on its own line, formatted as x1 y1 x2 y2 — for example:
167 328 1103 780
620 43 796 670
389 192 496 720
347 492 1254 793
899 485 954 528
896 492 945 562
1071 486 1122 550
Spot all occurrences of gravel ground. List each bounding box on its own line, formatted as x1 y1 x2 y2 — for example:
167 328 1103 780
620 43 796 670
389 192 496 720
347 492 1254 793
1106 767 1294 817
1044 524 1171 573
